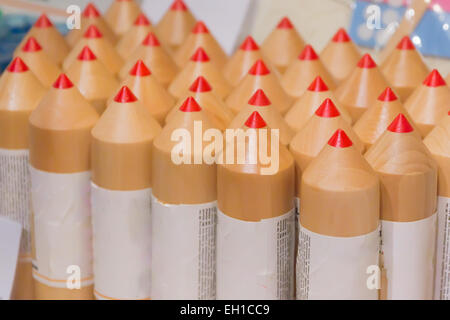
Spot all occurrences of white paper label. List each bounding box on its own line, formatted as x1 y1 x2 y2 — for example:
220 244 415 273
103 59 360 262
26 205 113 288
151 196 216 300
91 184 152 300
216 209 295 300
297 225 380 300
0 149 31 259
0 217 22 300
435 196 450 300
381 213 436 300
30 166 93 289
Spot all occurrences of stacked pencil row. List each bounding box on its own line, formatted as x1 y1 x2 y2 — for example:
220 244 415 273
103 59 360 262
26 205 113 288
0 0 449 300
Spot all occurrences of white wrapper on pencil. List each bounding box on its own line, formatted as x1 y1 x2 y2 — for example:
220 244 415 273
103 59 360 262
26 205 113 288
297 225 379 300
435 196 450 300
217 209 295 300
30 167 93 289
382 214 437 300
151 197 217 300
0 149 31 260
91 184 152 300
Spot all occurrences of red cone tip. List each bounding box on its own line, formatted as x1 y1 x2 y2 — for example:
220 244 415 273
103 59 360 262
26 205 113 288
7 57 29 73
248 59 270 75
22 37 42 52
170 0 188 11
328 129 353 148
189 76 212 92
82 3 100 18
396 36 415 50
299 45 318 61
277 17 293 29
245 111 267 128
357 53 377 68
190 47 210 62
53 74 74 89
134 13 151 26
315 98 340 118
192 21 209 34
78 46 97 61
240 36 259 51
378 87 398 102
114 86 138 103
332 28 351 42
248 89 271 106
308 76 329 92
84 25 103 38
35 14 53 28
423 69 446 87
179 97 202 112
387 113 414 133
142 32 160 46
129 60 151 76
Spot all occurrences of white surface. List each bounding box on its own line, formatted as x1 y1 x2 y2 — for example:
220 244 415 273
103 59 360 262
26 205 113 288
382 213 437 300
216 209 295 300
141 0 255 54
0 217 21 300
297 225 380 300
151 196 217 300
30 167 93 288
435 196 450 300
91 184 152 300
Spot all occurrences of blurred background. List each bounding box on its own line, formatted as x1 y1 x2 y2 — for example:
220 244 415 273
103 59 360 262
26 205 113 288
0 0 448 73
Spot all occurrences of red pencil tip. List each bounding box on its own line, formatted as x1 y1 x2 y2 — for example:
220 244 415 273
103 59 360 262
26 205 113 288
387 113 414 133
114 86 138 103
396 36 415 50
129 60 151 76
423 69 446 87
84 25 103 38
245 111 267 128
277 17 293 29
53 74 74 89
7 57 29 73
35 14 53 28
189 76 212 92
315 98 340 118
332 28 351 42
179 97 202 112
77 46 97 61
378 87 398 102
134 13 151 26
328 129 353 148
248 89 271 106
22 37 42 52
299 45 318 61
248 59 270 75
82 3 100 18
240 36 259 51
170 0 188 11
142 32 161 46
190 47 210 62
307 76 329 92
357 54 377 68
192 21 209 34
